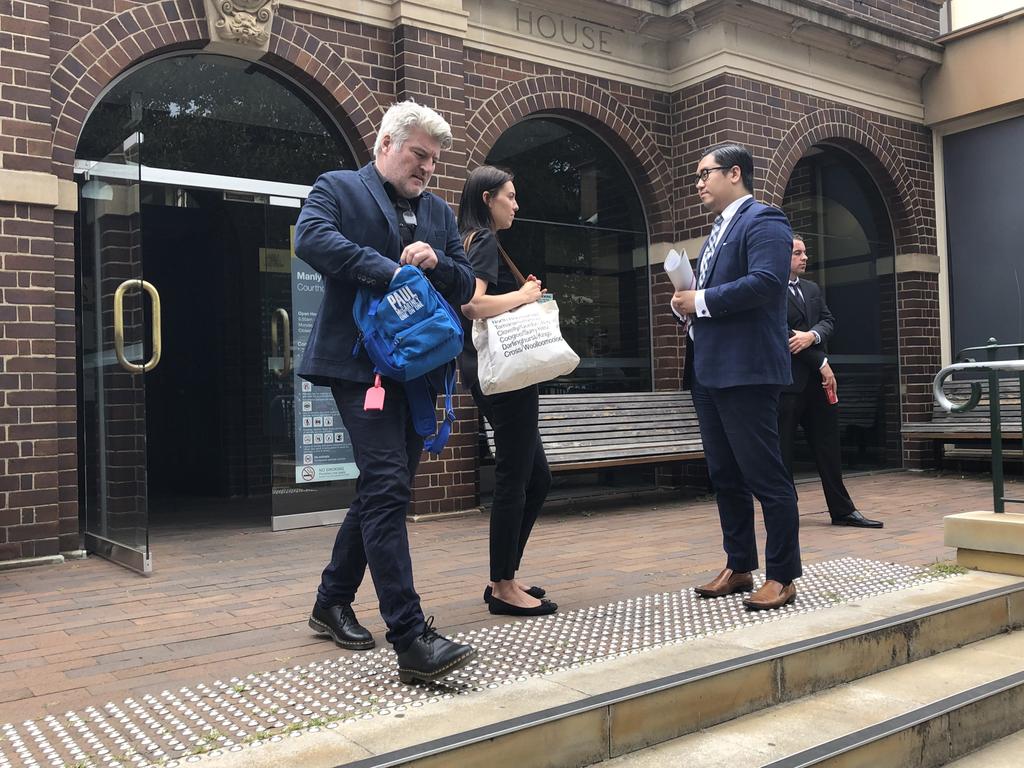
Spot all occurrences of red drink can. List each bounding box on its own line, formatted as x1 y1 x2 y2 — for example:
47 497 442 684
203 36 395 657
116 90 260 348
826 383 838 405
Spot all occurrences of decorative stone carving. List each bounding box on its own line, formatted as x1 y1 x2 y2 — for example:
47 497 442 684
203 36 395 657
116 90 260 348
205 0 278 52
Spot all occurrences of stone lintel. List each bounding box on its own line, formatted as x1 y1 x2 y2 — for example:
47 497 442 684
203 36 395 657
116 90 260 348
895 252 941 274
649 239 704 267
0 168 59 207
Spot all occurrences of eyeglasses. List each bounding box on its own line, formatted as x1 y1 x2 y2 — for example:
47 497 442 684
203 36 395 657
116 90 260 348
690 166 731 186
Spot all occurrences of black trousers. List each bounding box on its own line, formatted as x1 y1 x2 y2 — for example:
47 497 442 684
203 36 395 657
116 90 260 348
779 379 856 519
692 373 802 584
316 380 426 652
472 383 551 583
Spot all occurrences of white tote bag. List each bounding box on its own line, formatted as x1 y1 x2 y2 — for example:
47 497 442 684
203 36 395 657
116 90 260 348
468 236 579 395
474 299 580 395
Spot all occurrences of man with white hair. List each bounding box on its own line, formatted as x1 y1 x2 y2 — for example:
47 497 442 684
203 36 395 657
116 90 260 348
295 101 477 683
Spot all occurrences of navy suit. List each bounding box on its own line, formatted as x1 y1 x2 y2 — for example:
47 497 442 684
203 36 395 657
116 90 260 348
689 198 802 584
295 163 474 651
779 279 857 518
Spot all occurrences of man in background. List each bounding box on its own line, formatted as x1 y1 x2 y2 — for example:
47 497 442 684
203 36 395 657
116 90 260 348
778 235 883 529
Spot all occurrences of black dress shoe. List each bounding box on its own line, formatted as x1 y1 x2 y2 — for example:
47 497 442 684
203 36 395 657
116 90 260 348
483 584 546 603
309 603 375 650
488 596 558 616
831 510 884 529
396 618 476 684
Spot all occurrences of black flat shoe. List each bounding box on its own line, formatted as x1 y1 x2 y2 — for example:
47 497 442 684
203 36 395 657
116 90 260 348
483 585 546 604
831 510 884 529
488 596 558 616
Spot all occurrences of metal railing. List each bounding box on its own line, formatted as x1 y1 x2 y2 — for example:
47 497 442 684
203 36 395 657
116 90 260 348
932 338 1024 513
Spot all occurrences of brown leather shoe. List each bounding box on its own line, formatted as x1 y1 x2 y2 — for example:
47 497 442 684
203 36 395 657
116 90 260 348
742 580 796 611
694 568 754 598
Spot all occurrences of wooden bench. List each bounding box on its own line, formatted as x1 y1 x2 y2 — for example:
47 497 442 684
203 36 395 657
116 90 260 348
834 378 886 457
901 379 1023 467
483 391 703 472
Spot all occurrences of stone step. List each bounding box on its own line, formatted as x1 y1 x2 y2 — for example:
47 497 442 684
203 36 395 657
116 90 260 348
194 568 1024 768
602 631 1024 767
943 728 1024 767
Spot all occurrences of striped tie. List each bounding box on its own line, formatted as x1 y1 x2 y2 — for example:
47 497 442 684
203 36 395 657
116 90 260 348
697 215 724 290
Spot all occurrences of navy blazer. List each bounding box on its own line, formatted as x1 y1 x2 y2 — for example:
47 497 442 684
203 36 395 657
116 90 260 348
784 277 833 394
691 198 794 389
294 163 475 385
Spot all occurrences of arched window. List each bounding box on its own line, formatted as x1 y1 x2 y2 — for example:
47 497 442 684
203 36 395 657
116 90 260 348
486 117 651 392
78 54 354 183
782 145 900 469
75 54 358 560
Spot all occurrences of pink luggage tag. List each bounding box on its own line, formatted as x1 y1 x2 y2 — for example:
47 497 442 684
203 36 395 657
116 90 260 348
364 374 385 411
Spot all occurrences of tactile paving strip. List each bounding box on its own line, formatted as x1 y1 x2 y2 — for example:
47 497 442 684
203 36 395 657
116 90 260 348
0 558 953 767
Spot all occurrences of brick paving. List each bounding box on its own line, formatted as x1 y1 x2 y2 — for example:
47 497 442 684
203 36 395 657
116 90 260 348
0 470 1014 725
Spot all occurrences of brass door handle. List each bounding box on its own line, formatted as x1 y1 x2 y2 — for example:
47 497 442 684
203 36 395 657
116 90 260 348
113 279 162 373
270 307 291 377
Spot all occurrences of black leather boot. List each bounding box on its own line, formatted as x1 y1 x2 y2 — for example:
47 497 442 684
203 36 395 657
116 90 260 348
396 618 476 684
309 603 375 650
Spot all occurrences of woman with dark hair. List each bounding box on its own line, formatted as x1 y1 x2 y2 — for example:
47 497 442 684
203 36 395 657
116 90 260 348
457 165 557 617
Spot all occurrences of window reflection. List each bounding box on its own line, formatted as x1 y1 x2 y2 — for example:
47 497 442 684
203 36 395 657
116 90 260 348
486 117 651 392
78 54 351 184
782 146 900 469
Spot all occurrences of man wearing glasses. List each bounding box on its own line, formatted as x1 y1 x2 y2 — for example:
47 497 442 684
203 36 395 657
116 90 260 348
295 101 477 682
671 143 802 611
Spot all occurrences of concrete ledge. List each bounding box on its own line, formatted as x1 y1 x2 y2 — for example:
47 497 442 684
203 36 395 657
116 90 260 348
958 549 1024 577
945 511 1024 556
0 554 64 572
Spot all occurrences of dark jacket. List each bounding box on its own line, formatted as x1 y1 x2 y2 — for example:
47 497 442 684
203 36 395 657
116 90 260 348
294 163 475 385
784 277 833 394
690 198 794 389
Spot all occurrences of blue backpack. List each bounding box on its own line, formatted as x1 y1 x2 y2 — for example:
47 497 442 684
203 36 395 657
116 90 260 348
352 265 463 454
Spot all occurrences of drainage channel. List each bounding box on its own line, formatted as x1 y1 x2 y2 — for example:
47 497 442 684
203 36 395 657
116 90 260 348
0 558 960 768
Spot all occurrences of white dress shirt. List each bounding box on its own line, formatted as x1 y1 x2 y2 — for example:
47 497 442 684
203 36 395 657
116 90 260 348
693 194 752 319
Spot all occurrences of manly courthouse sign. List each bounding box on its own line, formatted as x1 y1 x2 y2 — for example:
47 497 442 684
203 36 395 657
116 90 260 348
514 7 614 55
469 0 665 76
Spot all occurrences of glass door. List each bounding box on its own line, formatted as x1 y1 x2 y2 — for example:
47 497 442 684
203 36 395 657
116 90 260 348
79 133 155 574
130 184 355 532
262 201 357 529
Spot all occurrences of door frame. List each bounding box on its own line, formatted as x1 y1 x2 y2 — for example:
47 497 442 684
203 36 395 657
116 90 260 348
74 162 354 572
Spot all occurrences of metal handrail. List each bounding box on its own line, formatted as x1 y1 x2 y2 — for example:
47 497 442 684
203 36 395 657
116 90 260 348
933 359 1024 413
932 338 1024 513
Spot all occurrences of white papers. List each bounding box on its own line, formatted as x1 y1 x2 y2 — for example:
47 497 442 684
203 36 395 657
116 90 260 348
664 248 695 291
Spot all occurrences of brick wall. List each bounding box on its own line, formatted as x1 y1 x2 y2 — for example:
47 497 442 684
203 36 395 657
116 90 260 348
393 24 477 515
804 0 942 40
0 202 61 560
0 0 945 559
1 0 63 560
898 271 942 467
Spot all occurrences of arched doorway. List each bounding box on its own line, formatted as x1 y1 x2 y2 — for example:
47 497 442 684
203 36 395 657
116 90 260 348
479 116 653 498
782 145 901 471
75 54 357 572
485 116 651 393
